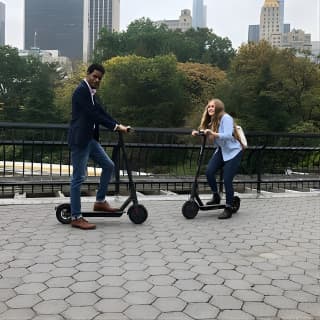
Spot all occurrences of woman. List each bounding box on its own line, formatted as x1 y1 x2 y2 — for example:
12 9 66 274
192 98 242 219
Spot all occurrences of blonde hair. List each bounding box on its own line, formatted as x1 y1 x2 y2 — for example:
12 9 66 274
199 99 225 131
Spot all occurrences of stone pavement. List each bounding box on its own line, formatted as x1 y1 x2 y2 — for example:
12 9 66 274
0 193 319 320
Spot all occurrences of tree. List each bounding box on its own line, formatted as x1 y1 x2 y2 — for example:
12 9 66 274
93 19 235 70
99 54 190 127
215 41 320 132
0 46 60 123
177 62 226 128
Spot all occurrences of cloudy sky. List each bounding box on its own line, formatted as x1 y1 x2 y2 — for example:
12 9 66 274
3 0 320 49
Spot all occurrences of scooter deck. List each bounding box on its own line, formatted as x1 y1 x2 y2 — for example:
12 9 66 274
198 204 225 211
82 211 124 218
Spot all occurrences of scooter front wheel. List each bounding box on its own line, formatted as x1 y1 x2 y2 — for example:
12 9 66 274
128 204 148 224
56 203 71 224
231 196 241 213
182 200 199 219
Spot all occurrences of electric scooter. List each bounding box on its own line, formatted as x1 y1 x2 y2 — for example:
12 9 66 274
182 130 240 219
55 130 148 225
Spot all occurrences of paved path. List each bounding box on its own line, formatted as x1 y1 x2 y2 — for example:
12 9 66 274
0 194 319 320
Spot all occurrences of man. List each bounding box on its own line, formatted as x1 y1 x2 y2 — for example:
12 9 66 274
68 63 129 230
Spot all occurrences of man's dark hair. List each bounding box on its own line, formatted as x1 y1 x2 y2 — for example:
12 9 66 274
87 63 105 75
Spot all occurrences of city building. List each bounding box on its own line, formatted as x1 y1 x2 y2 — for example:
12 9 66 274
155 9 192 32
311 41 320 56
278 0 284 33
283 23 290 34
0 1 5 46
25 0 84 60
192 0 206 29
281 29 312 52
19 48 73 77
24 0 120 62
259 0 282 47
248 24 260 43
84 0 120 62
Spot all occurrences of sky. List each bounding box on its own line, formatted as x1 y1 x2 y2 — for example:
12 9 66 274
2 0 320 50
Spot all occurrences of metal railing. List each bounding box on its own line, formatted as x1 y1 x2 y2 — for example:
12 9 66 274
0 122 319 197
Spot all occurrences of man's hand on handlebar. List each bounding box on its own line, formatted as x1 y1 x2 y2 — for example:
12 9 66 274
116 124 131 133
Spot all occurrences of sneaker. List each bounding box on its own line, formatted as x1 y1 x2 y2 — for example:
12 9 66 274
93 201 120 213
218 207 233 219
206 193 221 205
71 217 96 230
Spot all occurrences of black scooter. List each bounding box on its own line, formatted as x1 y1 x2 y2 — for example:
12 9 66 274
182 130 240 219
55 130 148 225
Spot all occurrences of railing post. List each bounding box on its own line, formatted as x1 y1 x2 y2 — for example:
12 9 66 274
256 146 265 194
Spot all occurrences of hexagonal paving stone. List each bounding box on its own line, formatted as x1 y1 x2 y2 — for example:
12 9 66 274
203 284 233 296
299 302 320 317
242 302 277 317
15 283 47 294
123 280 153 292
124 305 160 320
94 313 129 320
264 295 297 309
66 293 99 306
211 295 243 310
184 302 219 319
157 312 194 320
94 299 129 313
40 287 72 300
96 286 127 299
97 276 126 287
284 290 317 302
124 292 156 304
148 275 175 286
45 276 75 288
34 300 68 314
232 289 264 302
0 308 35 320
62 306 98 320
179 290 210 303
150 285 180 298
6 294 41 308
174 279 203 291
0 288 15 302
218 310 255 320
69 281 100 293
277 309 314 320
153 297 186 312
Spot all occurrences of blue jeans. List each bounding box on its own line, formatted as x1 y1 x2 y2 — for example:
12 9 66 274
70 139 115 218
206 148 242 207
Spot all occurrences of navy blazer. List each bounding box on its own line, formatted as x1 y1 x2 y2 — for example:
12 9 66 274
67 80 117 148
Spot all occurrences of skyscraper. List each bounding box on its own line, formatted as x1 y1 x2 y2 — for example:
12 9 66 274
24 0 120 61
278 0 284 33
0 1 5 46
248 25 260 43
25 0 84 60
259 0 281 47
192 0 206 29
84 0 120 62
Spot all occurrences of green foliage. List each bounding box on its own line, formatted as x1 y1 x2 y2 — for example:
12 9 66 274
99 54 190 127
0 45 61 123
93 18 235 70
215 41 320 132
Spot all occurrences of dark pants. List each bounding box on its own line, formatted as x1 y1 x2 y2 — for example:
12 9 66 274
206 148 242 207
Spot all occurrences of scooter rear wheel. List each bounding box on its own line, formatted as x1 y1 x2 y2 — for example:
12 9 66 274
56 203 72 224
182 200 199 219
128 204 148 224
231 196 241 213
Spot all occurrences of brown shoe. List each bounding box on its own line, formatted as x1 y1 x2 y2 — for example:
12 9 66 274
71 217 96 230
93 201 120 213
